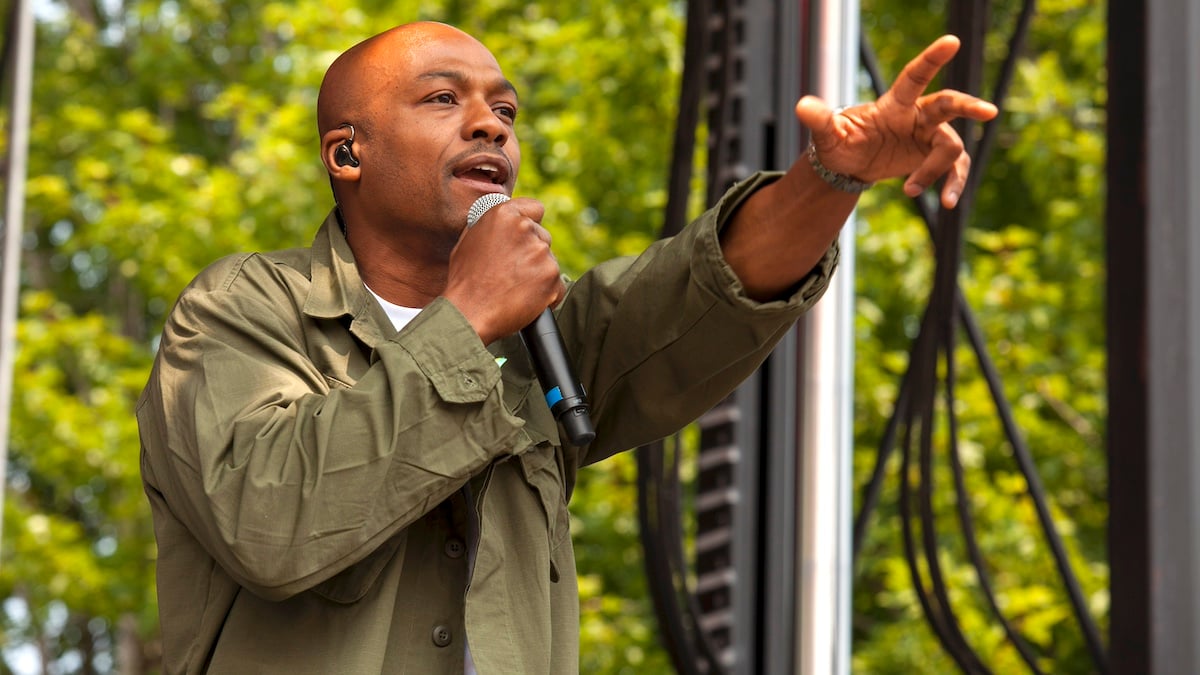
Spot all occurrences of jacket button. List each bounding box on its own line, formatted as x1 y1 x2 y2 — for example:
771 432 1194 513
444 537 466 559
431 625 453 648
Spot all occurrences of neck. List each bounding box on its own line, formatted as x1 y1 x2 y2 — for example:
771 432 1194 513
345 218 452 309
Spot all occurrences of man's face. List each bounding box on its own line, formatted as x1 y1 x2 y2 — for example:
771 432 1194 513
358 27 521 248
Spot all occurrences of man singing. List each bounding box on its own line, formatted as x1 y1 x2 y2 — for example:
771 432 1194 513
137 21 996 674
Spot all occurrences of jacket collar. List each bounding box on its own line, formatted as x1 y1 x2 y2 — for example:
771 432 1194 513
303 209 392 347
300 208 539 417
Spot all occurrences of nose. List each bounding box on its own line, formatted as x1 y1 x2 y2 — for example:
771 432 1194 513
463 98 508 146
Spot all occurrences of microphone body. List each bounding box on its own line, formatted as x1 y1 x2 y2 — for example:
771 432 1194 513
466 193 596 446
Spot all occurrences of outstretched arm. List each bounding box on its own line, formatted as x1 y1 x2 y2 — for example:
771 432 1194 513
720 35 998 301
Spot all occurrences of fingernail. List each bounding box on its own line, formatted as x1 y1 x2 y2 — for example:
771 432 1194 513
946 190 959 205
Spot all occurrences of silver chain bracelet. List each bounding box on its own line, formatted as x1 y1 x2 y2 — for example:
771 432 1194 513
806 143 873 194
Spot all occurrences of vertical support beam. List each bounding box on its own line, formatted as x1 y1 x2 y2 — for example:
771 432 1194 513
694 1 855 672
0 0 37 560
761 1 803 671
1104 0 1147 670
793 0 857 673
694 0 772 669
1146 0 1200 670
1109 0 1200 671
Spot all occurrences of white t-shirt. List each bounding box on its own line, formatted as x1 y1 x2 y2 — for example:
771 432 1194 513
364 284 422 332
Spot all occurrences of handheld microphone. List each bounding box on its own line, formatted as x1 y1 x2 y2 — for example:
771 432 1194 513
466 193 596 446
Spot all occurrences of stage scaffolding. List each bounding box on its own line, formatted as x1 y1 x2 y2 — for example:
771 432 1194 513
1107 0 1200 672
637 0 1199 673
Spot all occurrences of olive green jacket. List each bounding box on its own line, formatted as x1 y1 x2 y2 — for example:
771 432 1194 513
137 173 837 674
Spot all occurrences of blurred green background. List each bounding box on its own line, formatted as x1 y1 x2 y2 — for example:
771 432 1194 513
0 0 1105 672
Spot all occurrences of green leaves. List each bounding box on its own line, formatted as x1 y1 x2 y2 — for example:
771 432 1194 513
3 291 158 657
852 0 1107 670
5 0 684 670
2 0 1106 671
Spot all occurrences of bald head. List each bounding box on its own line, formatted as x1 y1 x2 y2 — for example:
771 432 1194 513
313 19 522 272
317 22 498 139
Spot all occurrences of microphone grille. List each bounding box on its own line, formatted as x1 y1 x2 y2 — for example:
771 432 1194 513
466 192 511 228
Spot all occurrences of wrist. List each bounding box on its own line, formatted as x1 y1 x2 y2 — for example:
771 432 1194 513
806 144 873 194
441 291 498 346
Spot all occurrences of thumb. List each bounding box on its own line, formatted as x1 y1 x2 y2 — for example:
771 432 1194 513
794 95 837 139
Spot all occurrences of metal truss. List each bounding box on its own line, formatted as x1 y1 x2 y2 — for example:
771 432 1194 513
636 0 1111 673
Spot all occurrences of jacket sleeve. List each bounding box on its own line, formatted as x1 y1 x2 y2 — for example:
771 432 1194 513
558 172 839 465
137 257 524 601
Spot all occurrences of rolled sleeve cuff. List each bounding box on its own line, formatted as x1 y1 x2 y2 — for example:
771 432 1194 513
699 171 840 315
388 297 502 404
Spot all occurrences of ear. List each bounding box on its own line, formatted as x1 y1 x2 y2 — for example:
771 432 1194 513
321 125 362 182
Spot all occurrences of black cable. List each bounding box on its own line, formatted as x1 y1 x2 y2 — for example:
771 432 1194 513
944 318 1046 674
635 0 727 671
915 301 993 674
851 358 912 560
854 2 1110 671
657 437 724 673
898 389 984 674
920 150 988 666
958 296 1109 672
962 0 1038 203
644 2 1108 673
938 16 1111 670
638 440 711 675
661 0 709 239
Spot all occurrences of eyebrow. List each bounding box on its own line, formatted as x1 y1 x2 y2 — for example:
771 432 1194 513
417 70 519 100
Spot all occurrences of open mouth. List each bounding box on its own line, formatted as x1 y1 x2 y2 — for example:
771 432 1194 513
453 155 510 187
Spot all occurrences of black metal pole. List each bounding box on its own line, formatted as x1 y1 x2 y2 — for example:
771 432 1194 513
1105 0 1149 671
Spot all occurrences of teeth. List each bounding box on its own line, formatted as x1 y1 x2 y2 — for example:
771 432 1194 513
471 163 501 184
458 160 504 184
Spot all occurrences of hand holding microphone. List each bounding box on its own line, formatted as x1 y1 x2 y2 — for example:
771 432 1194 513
445 195 559 342
455 193 595 446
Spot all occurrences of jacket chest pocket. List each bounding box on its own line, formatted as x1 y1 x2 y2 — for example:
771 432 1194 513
518 443 570 582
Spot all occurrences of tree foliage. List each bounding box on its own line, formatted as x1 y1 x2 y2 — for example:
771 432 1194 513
0 0 1106 673
851 0 1107 671
2 1 679 671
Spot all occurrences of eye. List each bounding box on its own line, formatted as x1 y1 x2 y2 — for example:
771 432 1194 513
494 104 518 122
429 92 457 105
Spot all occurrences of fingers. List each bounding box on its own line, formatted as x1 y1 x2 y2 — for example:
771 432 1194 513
789 36 997 207
901 125 962 197
941 151 972 209
919 91 999 127
511 201 553 248
890 35 961 107
903 123 969 207
502 196 546 230
468 197 551 246
447 196 561 343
